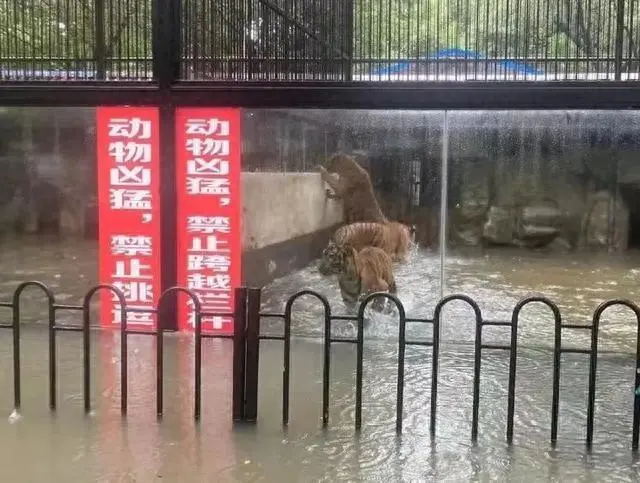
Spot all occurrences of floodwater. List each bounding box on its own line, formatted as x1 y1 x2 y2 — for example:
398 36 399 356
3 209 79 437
2 239 640 481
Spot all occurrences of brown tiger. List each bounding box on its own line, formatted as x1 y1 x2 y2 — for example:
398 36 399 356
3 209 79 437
317 153 387 224
333 245 397 308
318 221 414 276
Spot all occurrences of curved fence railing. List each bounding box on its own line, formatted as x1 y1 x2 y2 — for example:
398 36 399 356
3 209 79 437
1 281 639 451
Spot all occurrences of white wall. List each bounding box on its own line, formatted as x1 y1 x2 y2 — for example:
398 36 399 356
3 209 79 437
242 172 343 250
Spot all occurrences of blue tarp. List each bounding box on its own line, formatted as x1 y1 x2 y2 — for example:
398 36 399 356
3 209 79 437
370 48 544 76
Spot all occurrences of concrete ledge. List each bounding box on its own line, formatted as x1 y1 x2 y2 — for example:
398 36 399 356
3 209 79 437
242 172 343 250
242 224 339 287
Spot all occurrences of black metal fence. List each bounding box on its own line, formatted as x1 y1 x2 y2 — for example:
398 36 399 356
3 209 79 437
2 281 640 451
2 0 640 82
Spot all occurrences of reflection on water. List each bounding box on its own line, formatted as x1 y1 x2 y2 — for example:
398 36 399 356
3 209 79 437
2 240 640 480
1 330 640 481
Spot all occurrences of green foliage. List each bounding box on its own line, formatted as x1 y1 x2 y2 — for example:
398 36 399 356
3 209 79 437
0 0 152 70
1 0 639 75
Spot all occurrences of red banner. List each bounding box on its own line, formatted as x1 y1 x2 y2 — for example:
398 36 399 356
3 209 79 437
96 107 162 330
175 108 242 334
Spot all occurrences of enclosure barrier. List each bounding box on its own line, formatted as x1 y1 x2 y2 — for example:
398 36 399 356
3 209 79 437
1 281 640 451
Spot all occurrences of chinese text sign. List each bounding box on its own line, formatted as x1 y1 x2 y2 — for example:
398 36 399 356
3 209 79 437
96 107 162 330
175 108 242 334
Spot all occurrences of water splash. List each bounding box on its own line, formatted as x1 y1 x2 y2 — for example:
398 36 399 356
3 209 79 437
8 409 21 424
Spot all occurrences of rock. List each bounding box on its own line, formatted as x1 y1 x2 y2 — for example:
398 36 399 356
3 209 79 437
482 206 516 245
520 205 565 228
579 190 629 252
516 224 559 248
545 237 573 253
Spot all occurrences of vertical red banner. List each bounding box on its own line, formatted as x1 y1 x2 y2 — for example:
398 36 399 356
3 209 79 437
175 108 242 335
96 107 162 330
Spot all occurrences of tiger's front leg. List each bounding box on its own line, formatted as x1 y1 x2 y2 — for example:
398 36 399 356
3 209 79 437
317 165 346 199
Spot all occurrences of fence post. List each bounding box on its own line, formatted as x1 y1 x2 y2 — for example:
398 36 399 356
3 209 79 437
244 288 262 423
94 0 106 80
232 287 248 422
614 0 625 80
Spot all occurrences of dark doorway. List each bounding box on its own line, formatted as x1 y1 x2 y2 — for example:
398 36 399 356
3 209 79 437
620 183 640 248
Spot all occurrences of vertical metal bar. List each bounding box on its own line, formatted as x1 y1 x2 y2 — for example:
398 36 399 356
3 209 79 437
586 317 599 449
551 308 562 444
194 297 202 421
82 299 91 413
431 310 441 437
49 303 57 410
244 288 261 423
506 310 518 443
12 298 21 412
283 298 292 425
612 0 624 80
120 305 128 415
355 300 365 431
322 301 331 428
156 309 164 418
153 0 178 87
439 111 449 299
232 287 248 422
246 0 254 79
396 300 407 434
159 105 177 331
632 311 640 451
471 313 482 442
344 0 354 81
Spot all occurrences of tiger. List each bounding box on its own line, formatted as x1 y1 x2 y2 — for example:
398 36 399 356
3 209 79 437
317 153 387 224
318 221 414 276
333 245 397 310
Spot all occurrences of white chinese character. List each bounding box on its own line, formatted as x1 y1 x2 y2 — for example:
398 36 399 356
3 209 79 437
185 118 230 137
112 281 154 303
112 306 155 326
187 313 228 329
186 177 229 196
185 138 229 157
186 158 229 176
187 216 230 234
110 189 152 210
188 235 228 253
187 274 231 290
110 166 151 187
111 235 153 257
205 315 226 330
113 259 152 280
187 254 231 272
108 117 152 139
187 290 231 307
109 141 152 163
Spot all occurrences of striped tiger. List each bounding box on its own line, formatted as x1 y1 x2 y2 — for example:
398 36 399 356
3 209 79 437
318 221 414 276
333 245 397 308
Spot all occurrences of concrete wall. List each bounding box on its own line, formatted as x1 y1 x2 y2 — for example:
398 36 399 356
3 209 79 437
241 172 344 286
242 172 343 249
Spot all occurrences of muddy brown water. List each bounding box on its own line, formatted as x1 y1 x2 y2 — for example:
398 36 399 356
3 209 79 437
1 238 640 481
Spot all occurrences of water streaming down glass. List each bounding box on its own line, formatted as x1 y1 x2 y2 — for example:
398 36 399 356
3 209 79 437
1 109 640 480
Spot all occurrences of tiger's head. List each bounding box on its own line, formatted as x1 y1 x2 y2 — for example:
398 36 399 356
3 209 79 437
318 239 360 276
318 239 344 276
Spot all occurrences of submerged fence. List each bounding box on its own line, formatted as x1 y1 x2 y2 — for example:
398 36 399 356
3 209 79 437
1 281 640 450
2 0 640 82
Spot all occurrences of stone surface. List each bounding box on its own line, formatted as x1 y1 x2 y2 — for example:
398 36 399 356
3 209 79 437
579 190 629 252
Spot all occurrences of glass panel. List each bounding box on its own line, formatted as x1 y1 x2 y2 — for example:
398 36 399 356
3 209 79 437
0 107 98 324
445 110 640 353
244 109 445 338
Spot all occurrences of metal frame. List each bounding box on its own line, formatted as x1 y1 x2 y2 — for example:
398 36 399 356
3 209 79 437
1 0 640 110
2 81 640 109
